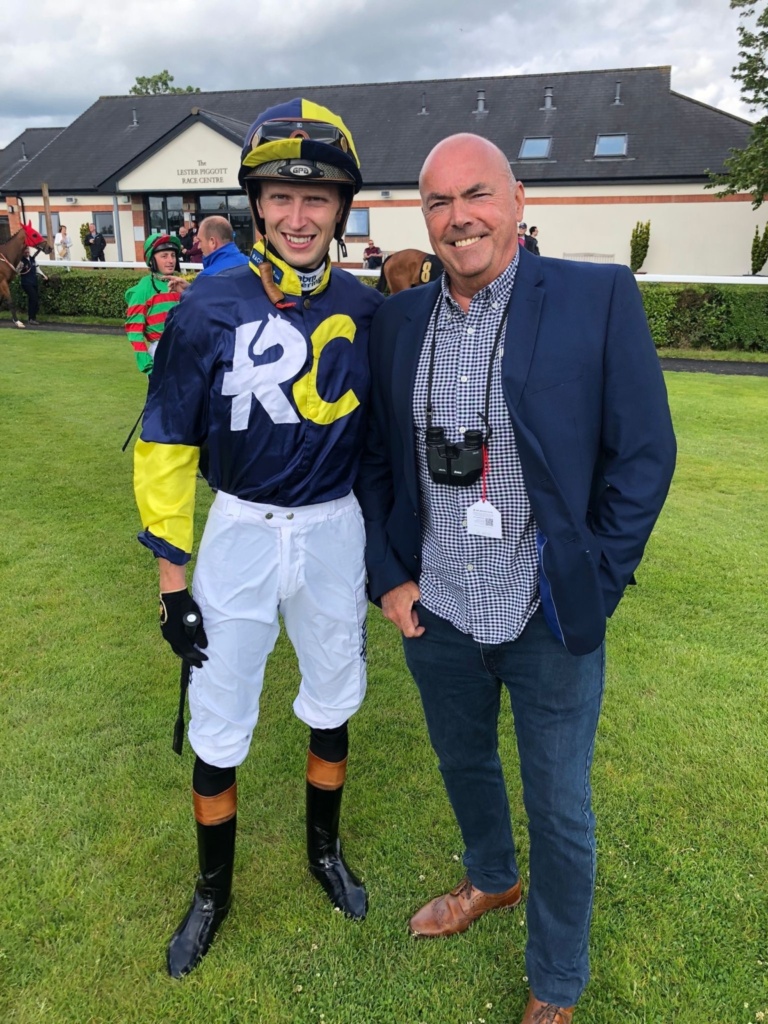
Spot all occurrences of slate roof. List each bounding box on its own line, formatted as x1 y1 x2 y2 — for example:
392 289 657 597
0 67 752 195
0 127 65 189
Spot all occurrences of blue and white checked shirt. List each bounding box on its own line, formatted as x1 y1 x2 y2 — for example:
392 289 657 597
413 254 540 643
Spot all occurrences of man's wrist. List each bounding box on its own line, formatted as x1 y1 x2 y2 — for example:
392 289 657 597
158 557 186 593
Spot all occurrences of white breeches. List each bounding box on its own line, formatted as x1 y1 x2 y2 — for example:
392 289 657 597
188 490 368 767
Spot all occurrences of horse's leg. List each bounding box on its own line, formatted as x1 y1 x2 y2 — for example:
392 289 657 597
0 279 24 327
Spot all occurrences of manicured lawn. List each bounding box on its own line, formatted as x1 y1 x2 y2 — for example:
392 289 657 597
1 331 766 1024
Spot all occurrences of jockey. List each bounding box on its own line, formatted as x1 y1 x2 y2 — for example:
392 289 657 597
124 234 181 373
134 98 383 978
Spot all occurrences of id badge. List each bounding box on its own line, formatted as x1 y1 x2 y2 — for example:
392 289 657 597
466 500 502 539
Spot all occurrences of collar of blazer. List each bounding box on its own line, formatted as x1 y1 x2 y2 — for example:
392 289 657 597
393 247 545 414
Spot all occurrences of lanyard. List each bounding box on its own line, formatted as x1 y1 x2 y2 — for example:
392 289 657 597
425 287 515 447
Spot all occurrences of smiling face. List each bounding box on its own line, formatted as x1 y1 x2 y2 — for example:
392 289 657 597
420 135 524 306
255 180 343 269
153 249 178 275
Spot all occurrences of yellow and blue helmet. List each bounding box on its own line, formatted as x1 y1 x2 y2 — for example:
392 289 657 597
239 98 362 242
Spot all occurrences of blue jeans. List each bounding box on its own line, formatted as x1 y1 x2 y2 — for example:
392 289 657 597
403 605 605 1007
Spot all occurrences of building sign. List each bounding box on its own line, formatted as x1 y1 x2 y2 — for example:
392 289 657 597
177 159 229 186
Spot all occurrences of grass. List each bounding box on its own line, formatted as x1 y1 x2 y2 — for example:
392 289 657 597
1 330 766 1024
655 347 768 362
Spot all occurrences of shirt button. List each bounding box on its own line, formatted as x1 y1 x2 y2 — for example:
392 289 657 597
459 426 466 434
461 519 467 528
492 301 499 309
466 563 474 571
265 512 273 520
459 375 468 383
303 298 311 310
286 512 294 520
467 327 475 335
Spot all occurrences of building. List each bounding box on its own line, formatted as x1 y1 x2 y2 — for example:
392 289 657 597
0 67 757 274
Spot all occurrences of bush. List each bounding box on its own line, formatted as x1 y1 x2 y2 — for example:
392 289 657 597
638 282 768 351
10 268 148 319
750 224 768 275
630 220 651 273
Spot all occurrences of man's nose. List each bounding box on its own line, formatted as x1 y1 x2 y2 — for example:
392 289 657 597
450 199 473 227
285 199 309 228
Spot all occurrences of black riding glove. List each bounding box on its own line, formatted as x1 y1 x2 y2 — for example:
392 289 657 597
159 589 209 668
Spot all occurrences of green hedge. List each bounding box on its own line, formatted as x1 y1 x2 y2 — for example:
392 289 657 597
8 271 768 352
10 268 148 319
637 282 768 351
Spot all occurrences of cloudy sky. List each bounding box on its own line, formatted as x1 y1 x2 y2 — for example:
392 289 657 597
3 0 755 148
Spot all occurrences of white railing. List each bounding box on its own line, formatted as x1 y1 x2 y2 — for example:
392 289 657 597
43 258 382 277
40 258 767 285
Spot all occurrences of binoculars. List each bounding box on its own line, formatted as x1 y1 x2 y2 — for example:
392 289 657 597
425 426 484 486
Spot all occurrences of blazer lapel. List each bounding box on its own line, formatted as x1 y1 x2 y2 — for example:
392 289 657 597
502 250 544 408
391 282 441 509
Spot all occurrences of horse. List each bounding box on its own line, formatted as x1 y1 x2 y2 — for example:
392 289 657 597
376 248 444 294
0 222 52 327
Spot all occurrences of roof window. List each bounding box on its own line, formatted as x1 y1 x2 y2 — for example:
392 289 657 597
519 137 552 159
594 134 628 157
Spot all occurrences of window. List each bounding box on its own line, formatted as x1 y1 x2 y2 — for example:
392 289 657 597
38 212 61 235
147 196 184 236
519 137 552 160
345 208 369 237
594 134 628 157
93 212 115 238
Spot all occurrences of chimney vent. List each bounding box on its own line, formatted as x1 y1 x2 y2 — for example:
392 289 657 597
614 81 623 105
20 142 28 161
474 89 487 114
130 108 139 128
543 86 554 110
418 91 428 116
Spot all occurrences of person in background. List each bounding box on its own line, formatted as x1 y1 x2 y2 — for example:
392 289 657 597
178 223 198 258
55 225 73 262
84 222 106 262
124 234 181 373
362 238 383 269
357 133 676 1024
517 220 528 247
525 226 540 256
166 216 248 295
185 231 204 265
19 246 48 326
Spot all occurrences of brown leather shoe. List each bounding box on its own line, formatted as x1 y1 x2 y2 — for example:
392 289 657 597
520 991 575 1024
409 875 522 937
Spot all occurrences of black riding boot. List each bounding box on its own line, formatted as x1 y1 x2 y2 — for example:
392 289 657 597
167 814 236 978
306 774 367 920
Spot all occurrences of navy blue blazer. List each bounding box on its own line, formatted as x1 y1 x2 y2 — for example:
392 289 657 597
356 248 676 656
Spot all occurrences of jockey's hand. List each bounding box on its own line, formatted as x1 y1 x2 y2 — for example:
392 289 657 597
159 589 209 667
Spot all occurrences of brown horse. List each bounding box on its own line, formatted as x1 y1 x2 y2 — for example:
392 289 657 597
376 248 444 294
0 222 52 327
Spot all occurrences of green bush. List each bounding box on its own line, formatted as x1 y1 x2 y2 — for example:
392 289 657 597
7 270 768 353
9 268 147 319
630 220 651 273
637 282 768 351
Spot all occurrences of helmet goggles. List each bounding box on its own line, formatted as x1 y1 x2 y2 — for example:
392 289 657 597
248 119 350 152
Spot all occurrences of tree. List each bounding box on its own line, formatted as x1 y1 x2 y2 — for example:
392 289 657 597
707 0 768 208
130 70 200 96
630 220 651 273
750 222 768 271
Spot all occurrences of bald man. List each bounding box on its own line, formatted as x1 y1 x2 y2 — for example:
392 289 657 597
167 216 249 293
357 134 675 1023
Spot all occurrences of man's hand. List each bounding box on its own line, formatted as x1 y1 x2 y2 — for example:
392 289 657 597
380 581 425 638
164 276 190 294
159 589 209 667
